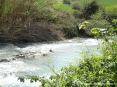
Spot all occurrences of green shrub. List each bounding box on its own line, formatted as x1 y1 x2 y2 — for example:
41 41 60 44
87 20 110 29
76 19 110 37
55 12 78 38
79 0 99 19
72 0 99 19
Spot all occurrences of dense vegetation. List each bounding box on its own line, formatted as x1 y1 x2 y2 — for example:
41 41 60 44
0 0 117 43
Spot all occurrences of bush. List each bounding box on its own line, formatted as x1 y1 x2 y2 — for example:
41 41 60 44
55 12 78 38
88 19 110 29
79 0 99 19
76 19 110 37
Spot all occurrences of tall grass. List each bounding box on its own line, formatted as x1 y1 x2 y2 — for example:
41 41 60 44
0 0 56 29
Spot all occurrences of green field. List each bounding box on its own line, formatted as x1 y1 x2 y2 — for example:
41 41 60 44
97 0 117 15
58 0 117 15
97 0 117 7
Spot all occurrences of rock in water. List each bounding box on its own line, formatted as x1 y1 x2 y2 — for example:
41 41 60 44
15 54 26 59
0 59 10 62
49 49 53 52
42 53 48 56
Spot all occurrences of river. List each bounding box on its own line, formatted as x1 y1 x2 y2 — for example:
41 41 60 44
0 38 100 87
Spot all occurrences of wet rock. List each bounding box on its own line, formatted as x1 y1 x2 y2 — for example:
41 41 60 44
49 49 53 52
0 59 10 62
15 54 26 59
18 77 25 82
42 53 48 56
11 58 16 60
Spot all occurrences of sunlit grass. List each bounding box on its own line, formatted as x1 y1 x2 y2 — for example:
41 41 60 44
97 0 117 16
97 0 117 7
54 3 74 13
105 5 117 16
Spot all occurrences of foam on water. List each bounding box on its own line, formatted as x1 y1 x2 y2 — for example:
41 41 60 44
0 75 41 87
83 39 99 45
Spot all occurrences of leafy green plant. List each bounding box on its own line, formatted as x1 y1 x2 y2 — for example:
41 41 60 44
79 21 90 30
91 19 117 39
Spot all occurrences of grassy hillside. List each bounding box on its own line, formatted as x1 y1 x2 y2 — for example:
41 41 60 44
97 0 117 7
97 0 117 16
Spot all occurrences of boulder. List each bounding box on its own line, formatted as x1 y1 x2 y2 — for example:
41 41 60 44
0 59 10 62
